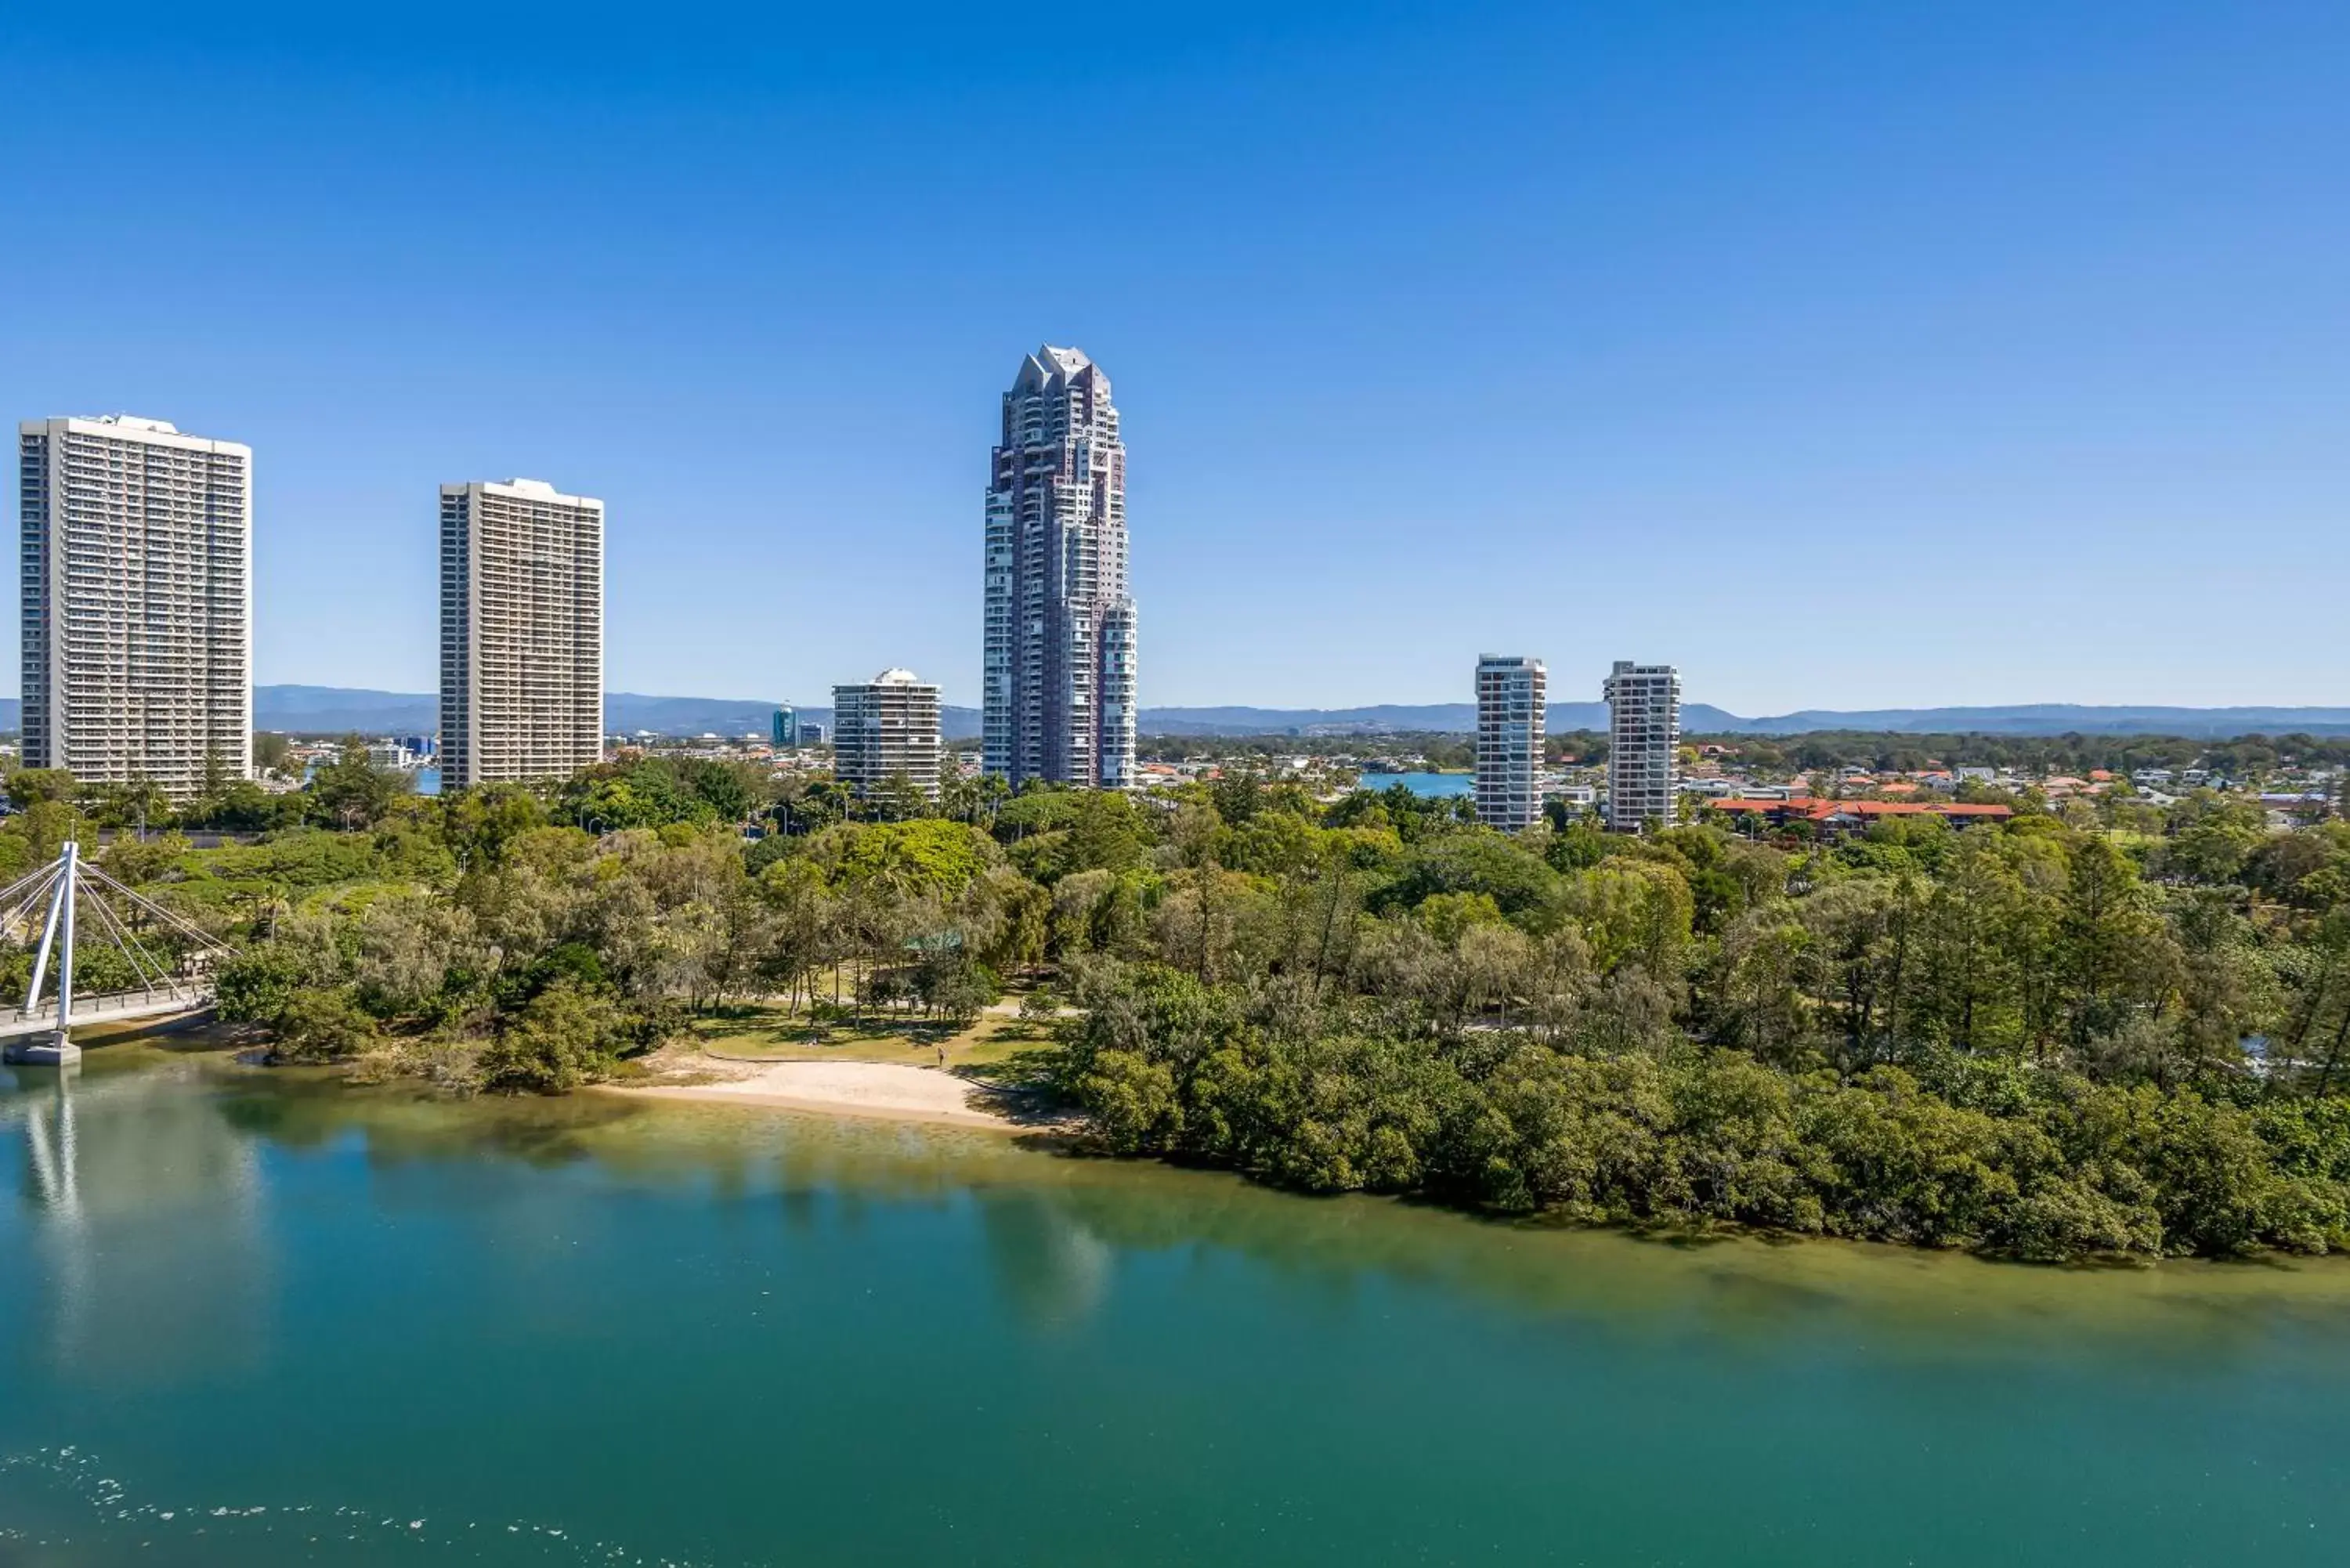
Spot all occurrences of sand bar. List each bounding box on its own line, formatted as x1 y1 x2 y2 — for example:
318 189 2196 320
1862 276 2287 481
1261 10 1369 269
613 1059 1025 1129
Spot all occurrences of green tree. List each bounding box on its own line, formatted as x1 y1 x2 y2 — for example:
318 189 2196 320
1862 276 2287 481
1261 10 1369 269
479 978 631 1093
253 732 295 778
7 768 77 810
269 987 381 1063
310 735 406 830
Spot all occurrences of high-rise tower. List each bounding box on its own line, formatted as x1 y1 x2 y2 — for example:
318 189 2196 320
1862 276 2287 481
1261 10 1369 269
832 669 942 800
1603 660 1681 832
19 415 252 797
439 479 604 787
1474 655 1546 831
983 346 1136 789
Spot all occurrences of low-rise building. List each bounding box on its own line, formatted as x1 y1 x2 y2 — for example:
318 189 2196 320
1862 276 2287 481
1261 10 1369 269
1708 797 2015 835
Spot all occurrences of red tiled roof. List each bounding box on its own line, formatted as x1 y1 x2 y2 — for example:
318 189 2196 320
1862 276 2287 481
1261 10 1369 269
1708 798 2012 821
1830 800 2013 818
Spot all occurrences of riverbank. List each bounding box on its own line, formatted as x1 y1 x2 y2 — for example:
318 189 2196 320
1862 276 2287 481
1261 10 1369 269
609 1056 1058 1130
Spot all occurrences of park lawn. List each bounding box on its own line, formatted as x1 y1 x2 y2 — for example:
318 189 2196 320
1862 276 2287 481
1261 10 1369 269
686 1002 1044 1068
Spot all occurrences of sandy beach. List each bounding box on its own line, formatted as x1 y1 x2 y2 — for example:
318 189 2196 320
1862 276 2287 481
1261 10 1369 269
613 1059 1033 1129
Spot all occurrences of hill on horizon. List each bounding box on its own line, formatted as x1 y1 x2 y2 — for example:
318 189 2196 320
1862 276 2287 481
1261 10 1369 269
0 688 2337 741
195 687 2350 740
1139 700 2350 739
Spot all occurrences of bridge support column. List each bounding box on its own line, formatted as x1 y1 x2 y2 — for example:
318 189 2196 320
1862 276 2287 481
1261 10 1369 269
2 1037 81 1068
6 844 81 1068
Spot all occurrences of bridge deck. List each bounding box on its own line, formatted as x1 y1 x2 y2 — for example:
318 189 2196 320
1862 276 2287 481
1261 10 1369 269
0 988 215 1039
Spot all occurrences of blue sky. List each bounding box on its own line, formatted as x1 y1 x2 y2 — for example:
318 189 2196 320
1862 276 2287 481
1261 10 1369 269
4 1 2345 715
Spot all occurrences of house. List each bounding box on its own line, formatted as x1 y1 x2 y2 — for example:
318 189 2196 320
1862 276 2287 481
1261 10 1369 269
1708 798 2015 836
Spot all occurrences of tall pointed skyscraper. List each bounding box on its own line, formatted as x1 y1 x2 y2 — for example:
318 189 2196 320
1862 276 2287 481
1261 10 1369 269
982 346 1137 789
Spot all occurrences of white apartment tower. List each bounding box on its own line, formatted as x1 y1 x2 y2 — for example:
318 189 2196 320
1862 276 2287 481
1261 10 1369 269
1603 660 1681 832
833 670 942 800
983 346 1137 790
1474 655 1546 832
19 416 252 797
439 479 604 788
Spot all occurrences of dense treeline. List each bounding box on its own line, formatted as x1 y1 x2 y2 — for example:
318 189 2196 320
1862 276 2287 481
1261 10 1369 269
1051 963 2350 1261
12 740 2350 1261
1 738 429 834
1009 778 2350 1259
199 799 1032 1093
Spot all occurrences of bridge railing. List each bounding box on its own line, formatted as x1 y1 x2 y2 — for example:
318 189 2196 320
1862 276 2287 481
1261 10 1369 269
9 981 210 1024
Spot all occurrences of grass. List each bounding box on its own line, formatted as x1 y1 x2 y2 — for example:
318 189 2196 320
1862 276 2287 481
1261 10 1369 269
685 999 1051 1069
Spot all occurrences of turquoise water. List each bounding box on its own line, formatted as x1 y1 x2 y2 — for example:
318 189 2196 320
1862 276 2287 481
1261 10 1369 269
8 1050 2350 1566
1361 770 1473 797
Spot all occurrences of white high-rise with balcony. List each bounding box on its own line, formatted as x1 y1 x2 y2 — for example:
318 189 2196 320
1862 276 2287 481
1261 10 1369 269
982 346 1137 790
1474 655 1546 831
439 479 604 788
832 669 942 800
19 415 252 797
1603 660 1681 832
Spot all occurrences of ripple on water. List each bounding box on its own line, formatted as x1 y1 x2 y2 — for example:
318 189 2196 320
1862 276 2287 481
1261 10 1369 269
0 1447 733 1566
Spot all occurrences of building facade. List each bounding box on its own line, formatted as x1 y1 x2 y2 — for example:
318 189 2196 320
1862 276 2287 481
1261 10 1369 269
982 345 1137 790
1473 655 1546 832
1603 660 1681 832
439 479 604 788
19 415 252 797
832 670 941 800
772 705 797 747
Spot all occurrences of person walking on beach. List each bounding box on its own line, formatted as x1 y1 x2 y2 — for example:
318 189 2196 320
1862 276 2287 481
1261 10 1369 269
935 1042 948 1068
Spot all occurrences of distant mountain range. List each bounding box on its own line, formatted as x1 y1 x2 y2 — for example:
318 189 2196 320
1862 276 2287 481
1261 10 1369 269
1141 702 2350 738
234 688 957 739
1 688 2340 741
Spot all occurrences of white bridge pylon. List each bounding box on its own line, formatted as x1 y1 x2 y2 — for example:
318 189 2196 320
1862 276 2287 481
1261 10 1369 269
0 840 231 1067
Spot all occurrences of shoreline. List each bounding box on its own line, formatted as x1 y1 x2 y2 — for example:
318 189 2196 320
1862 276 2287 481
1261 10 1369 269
606 1058 1047 1132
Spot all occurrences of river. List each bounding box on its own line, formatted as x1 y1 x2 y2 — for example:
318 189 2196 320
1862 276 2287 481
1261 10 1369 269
1359 770 1473 797
6 1048 2350 1566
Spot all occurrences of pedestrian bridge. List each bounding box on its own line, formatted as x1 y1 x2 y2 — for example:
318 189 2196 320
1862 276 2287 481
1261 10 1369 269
0 842 229 1066
0 985 214 1040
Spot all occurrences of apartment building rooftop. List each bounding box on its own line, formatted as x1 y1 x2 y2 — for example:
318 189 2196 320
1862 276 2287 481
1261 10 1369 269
25 414 251 453
442 476 600 506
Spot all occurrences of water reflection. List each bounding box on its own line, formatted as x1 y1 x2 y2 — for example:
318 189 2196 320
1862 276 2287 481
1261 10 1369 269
3 1057 272 1382
974 1190 1113 1330
14 1052 2350 1368
17 1066 81 1213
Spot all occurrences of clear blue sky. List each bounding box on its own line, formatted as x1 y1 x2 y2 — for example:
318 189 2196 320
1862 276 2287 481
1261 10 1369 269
5 1 2345 716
